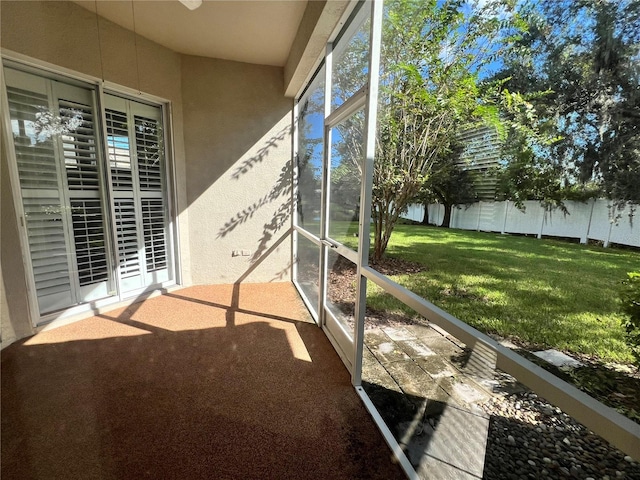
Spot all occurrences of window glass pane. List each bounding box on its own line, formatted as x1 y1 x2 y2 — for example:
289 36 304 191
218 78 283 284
135 115 164 191
328 109 364 249
294 234 320 317
59 98 99 190
325 249 356 341
106 109 133 190
296 66 324 236
331 5 370 111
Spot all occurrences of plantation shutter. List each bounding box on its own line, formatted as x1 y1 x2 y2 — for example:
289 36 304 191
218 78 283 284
105 97 144 292
135 112 169 281
55 83 110 302
5 70 73 313
105 95 170 292
4 68 112 313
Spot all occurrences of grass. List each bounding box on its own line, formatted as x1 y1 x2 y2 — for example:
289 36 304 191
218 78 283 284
356 225 639 364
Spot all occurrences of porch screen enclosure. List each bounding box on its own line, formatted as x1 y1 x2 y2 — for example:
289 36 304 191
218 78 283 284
292 0 638 465
293 1 380 373
3 66 174 322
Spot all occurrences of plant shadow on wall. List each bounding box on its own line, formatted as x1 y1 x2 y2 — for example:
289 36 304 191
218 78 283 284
216 125 292 282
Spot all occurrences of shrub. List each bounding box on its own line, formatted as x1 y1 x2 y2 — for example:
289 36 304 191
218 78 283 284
620 272 640 367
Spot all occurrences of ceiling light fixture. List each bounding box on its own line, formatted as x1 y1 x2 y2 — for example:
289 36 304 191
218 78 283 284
179 0 202 10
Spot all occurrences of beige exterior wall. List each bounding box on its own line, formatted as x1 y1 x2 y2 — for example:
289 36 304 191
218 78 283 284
181 55 292 284
0 1 298 339
0 0 192 335
284 0 350 97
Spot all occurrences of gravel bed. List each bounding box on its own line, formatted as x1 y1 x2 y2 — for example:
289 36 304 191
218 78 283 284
480 391 639 480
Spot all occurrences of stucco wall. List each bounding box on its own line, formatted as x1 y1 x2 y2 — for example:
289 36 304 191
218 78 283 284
0 0 191 334
1 1 296 339
181 55 292 284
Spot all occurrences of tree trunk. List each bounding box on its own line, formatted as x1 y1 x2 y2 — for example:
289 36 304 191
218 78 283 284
421 203 430 225
441 203 453 228
372 211 384 262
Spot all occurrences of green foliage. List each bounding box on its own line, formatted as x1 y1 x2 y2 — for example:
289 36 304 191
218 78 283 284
620 272 640 367
370 0 526 259
496 0 640 210
366 225 638 364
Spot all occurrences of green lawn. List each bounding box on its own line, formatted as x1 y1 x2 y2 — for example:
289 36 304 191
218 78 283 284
359 225 639 364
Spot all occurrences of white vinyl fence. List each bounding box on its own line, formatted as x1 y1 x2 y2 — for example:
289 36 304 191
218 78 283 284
403 199 639 248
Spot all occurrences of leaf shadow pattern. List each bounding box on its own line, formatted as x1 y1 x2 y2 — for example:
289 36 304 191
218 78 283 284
217 160 292 240
230 125 290 180
216 127 293 279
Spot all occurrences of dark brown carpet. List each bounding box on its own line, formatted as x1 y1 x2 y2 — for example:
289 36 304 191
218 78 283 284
1 283 405 480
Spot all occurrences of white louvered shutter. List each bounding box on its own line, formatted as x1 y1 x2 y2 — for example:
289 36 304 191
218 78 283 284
105 99 144 292
5 68 112 313
105 95 170 292
5 70 74 313
135 113 169 283
54 83 110 303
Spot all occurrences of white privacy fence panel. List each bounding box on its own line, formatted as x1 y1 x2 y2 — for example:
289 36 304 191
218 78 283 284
451 203 481 230
404 204 424 223
504 201 544 236
480 201 507 232
541 201 593 241
429 204 444 226
402 199 639 248
588 201 613 243
403 204 445 226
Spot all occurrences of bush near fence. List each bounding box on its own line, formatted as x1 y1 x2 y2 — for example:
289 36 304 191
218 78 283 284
403 200 639 248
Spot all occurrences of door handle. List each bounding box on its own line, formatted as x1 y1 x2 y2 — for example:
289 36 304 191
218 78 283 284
321 239 338 249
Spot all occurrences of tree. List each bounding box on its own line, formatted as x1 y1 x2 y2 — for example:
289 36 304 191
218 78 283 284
415 142 478 227
496 0 640 212
368 0 523 260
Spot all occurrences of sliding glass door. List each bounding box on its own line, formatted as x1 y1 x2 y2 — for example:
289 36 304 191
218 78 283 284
3 66 174 322
5 68 113 313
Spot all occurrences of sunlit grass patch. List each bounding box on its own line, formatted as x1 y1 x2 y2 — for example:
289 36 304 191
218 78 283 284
369 225 639 364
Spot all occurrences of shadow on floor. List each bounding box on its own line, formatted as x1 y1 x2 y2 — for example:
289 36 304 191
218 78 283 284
2 283 404 480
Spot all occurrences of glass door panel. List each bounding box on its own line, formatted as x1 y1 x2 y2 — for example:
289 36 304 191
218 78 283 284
321 107 366 364
104 94 171 296
296 66 325 237
327 109 364 249
294 233 321 319
56 81 111 303
324 248 356 345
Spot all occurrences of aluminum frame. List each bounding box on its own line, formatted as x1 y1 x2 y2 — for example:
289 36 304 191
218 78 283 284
362 265 640 457
290 0 639 463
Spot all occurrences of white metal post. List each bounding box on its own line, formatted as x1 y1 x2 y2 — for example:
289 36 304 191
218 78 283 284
318 43 333 328
352 0 383 387
291 101 299 283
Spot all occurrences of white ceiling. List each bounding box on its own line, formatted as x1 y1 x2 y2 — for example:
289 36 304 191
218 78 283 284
74 0 308 67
